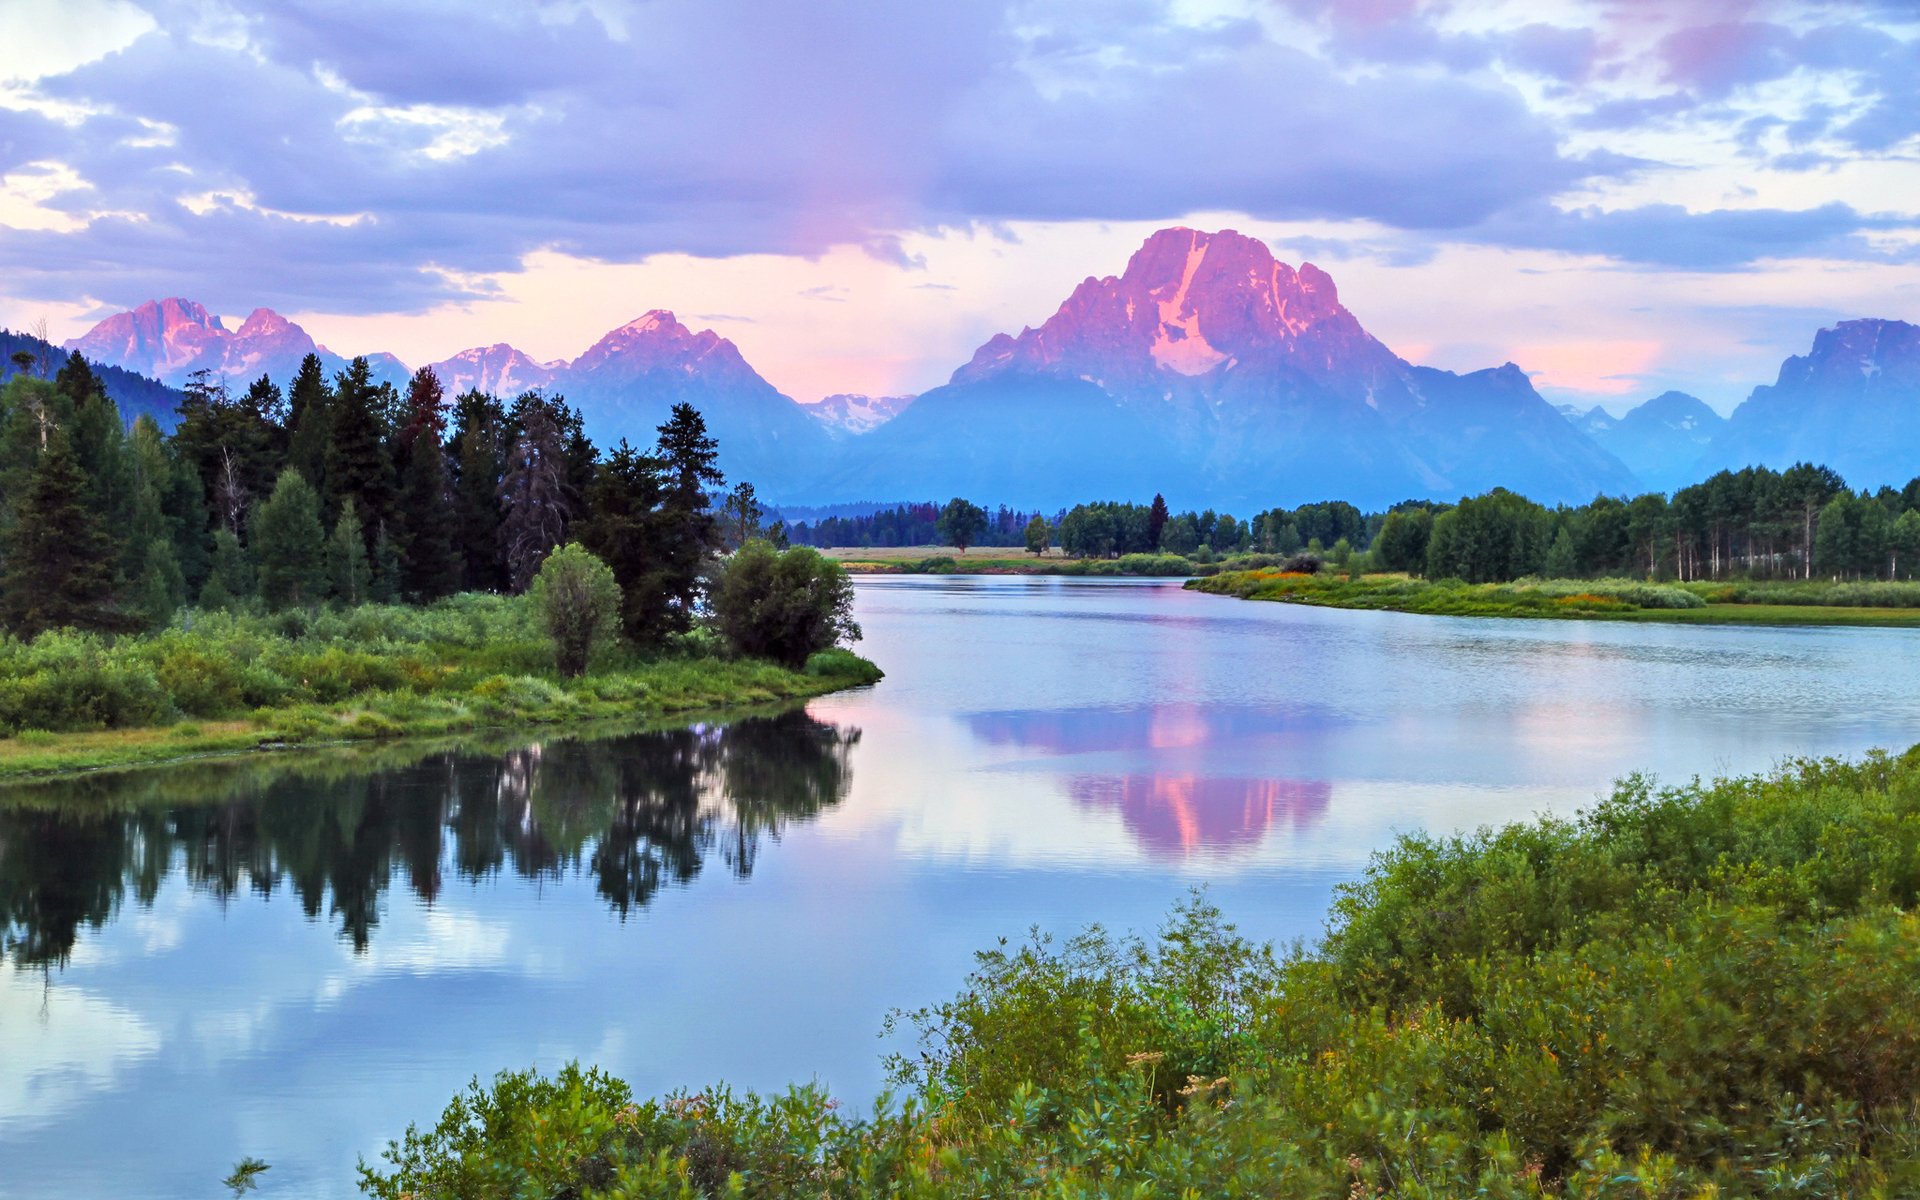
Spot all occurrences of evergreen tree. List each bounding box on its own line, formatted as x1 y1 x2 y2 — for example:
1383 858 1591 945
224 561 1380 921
394 368 459 600
286 352 333 494
324 356 395 536
199 527 254 609
134 537 185 628
578 440 669 642
252 470 327 610
650 403 723 633
448 389 508 591
498 400 570 592
1147 493 1169 551
1544 526 1578 578
1 427 119 635
371 519 400 603
328 500 372 605
722 480 762 551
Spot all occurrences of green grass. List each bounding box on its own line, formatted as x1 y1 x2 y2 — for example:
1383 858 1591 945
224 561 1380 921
362 745 1920 1198
0 594 882 781
1190 570 1920 627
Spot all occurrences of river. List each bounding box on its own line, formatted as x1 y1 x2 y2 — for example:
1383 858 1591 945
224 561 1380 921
5 576 1920 1197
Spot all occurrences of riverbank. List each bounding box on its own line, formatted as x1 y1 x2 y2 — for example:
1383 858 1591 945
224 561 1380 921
0 595 881 781
826 545 1203 576
1188 569 1920 627
364 745 1920 1197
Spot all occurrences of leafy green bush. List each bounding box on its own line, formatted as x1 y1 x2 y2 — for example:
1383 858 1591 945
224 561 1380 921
362 746 1920 1198
529 544 623 677
1114 553 1195 576
712 541 861 668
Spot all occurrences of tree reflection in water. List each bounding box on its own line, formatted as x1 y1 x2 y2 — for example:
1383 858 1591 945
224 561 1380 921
0 710 859 967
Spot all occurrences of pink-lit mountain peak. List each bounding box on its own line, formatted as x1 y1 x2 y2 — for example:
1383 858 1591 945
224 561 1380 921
571 309 762 387
955 227 1358 385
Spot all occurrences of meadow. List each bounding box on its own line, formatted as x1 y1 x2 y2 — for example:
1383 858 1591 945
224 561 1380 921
1189 570 1920 627
360 745 1920 1198
0 594 880 779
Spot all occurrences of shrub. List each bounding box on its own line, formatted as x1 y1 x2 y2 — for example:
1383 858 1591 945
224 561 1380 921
711 541 861 669
528 544 622 677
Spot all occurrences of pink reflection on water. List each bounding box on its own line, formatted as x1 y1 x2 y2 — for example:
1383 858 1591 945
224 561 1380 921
1068 774 1332 861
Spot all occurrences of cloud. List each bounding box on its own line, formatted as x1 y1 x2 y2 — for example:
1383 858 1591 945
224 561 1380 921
0 0 1911 320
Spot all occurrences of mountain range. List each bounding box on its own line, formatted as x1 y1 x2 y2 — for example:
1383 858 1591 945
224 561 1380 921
47 228 1920 509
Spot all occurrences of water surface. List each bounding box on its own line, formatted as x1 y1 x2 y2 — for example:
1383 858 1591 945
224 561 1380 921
5 576 1919 1197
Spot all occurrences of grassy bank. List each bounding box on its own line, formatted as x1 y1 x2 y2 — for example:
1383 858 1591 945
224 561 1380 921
1189 569 1920 627
363 745 1920 1197
0 594 881 780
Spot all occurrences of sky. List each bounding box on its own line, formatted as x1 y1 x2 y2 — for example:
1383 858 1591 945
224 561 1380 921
0 0 1916 413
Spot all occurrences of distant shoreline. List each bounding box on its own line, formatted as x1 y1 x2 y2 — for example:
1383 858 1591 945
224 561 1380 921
1186 570 1920 628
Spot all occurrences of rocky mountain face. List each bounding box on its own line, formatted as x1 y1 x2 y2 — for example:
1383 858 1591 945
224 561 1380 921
69 243 1915 509
805 393 915 437
557 310 833 491
425 343 562 397
1562 391 1727 492
65 299 412 391
823 228 1637 509
1707 319 1920 488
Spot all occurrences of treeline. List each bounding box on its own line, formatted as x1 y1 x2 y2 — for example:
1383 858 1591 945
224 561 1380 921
1373 464 1920 584
788 502 1044 549
0 348 776 644
865 462 1920 584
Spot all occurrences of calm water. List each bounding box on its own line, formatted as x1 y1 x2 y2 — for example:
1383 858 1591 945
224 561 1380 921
6 576 1920 1197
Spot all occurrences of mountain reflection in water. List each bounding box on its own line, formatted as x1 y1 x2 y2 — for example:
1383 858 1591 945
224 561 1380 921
963 703 1336 859
0 710 858 968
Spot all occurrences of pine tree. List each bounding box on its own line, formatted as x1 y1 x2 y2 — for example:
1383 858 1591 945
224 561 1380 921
199 527 254 609
134 537 186 628
1544 526 1578 578
286 352 333 495
324 356 395 536
394 367 459 601
371 519 400 603
328 500 371 605
578 440 668 641
1 427 119 635
1147 493 1170 551
647 402 723 633
498 400 569 592
252 470 327 610
449 389 508 591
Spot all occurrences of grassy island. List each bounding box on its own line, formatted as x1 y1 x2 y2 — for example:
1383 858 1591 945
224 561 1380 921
1188 570 1920 627
0 593 880 781
362 745 1920 1198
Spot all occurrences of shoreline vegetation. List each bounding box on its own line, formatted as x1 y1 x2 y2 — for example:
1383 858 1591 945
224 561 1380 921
1187 569 1920 627
361 745 1920 1197
0 593 880 782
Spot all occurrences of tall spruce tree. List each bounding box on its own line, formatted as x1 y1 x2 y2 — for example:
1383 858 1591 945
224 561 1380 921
394 367 459 601
285 352 332 494
252 470 327 610
649 402 722 634
498 399 569 592
328 500 372 605
449 390 507 591
324 356 395 537
578 440 669 642
1 427 119 635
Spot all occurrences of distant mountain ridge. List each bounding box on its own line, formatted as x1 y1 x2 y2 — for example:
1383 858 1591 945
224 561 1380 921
822 227 1639 508
1704 319 1920 486
805 394 916 437
59 236 1920 506
1561 391 1727 492
66 298 412 392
